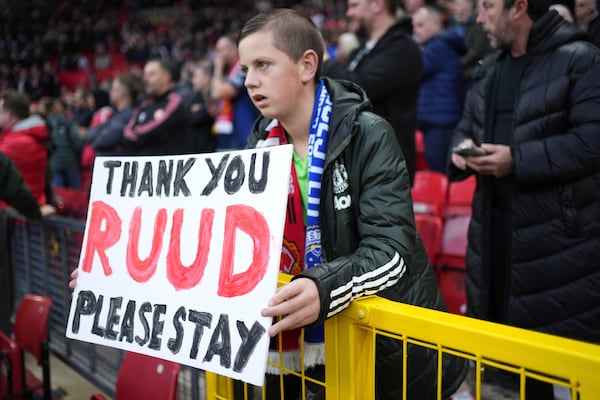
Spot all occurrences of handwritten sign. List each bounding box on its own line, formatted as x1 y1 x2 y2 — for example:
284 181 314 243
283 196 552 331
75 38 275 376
66 145 293 386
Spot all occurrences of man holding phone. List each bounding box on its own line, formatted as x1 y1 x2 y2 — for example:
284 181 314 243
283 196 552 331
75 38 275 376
449 0 600 396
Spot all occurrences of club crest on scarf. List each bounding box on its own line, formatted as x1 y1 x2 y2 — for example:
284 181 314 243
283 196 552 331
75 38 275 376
281 239 302 275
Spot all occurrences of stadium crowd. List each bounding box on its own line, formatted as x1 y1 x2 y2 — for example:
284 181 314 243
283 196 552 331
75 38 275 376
2 0 599 398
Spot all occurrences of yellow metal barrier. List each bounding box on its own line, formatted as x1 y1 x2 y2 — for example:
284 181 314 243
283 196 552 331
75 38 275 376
206 273 600 399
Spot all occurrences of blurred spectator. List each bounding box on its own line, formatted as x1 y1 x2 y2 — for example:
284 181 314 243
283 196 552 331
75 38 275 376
404 0 426 15
41 62 60 97
188 59 217 153
94 42 112 71
448 0 492 86
0 89 50 205
26 64 59 101
85 72 143 156
210 34 259 151
91 88 111 114
122 59 188 155
336 32 361 64
323 0 422 185
322 28 341 61
0 151 42 219
575 0 600 46
76 51 91 71
126 34 151 63
550 3 575 22
413 5 465 172
171 60 195 109
70 87 95 128
15 67 29 94
0 64 15 91
41 97 84 189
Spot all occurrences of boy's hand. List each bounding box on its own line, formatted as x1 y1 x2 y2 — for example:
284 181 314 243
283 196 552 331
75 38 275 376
261 278 320 337
69 269 78 290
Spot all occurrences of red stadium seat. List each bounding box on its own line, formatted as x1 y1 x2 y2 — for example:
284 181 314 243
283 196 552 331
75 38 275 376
58 70 91 90
435 214 470 269
444 175 476 218
52 187 90 220
90 352 179 400
414 214 442 265
95 62 131 86
434 214 470 315
411 170 448 217
415 130 429 171
0 331 22 397
0 294 53 400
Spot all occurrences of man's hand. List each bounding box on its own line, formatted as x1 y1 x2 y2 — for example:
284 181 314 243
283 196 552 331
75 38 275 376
451 139 475 170
467 143 514 177
40 204 56 217
261 278 320 337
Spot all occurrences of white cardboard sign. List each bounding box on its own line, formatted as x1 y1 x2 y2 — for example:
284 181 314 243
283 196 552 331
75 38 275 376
66 145 292 386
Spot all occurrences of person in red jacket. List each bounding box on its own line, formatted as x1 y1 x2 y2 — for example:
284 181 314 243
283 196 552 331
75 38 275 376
0 89 50 205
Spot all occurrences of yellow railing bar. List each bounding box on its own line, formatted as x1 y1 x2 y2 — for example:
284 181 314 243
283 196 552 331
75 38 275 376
207 273 600 400
330 295 600 399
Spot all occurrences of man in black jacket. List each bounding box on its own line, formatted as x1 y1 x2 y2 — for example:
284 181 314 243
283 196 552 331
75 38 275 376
122 59 188 156
449 0 600 397
323 0 421 185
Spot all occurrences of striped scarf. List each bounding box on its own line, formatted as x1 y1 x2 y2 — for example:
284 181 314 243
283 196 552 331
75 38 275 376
257 80 331 371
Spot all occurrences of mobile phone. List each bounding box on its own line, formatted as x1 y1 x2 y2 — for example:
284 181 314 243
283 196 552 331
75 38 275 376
452 145 487 157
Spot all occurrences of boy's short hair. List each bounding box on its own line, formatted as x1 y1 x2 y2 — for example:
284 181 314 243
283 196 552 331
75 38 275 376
238 9 324 84
0 89 30 120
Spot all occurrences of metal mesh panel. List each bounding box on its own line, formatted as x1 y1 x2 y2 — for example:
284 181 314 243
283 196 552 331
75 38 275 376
6 212 207 399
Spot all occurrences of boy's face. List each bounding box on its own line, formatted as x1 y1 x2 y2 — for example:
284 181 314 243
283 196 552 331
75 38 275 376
239 30 306 122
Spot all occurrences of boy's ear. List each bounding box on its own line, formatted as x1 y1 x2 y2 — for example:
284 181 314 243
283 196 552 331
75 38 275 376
300 49 319 84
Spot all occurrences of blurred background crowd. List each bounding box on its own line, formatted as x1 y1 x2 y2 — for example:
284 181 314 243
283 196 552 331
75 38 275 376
0 0 594 218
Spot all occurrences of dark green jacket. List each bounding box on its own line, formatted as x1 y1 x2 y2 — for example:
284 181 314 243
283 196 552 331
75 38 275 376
0 152 41 219
248 78 466 399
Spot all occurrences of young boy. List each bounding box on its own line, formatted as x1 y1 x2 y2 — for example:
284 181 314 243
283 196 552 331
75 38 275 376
239 8 467 399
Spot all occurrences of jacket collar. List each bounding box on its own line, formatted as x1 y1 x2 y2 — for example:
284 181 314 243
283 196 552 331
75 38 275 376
527 11 589 56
